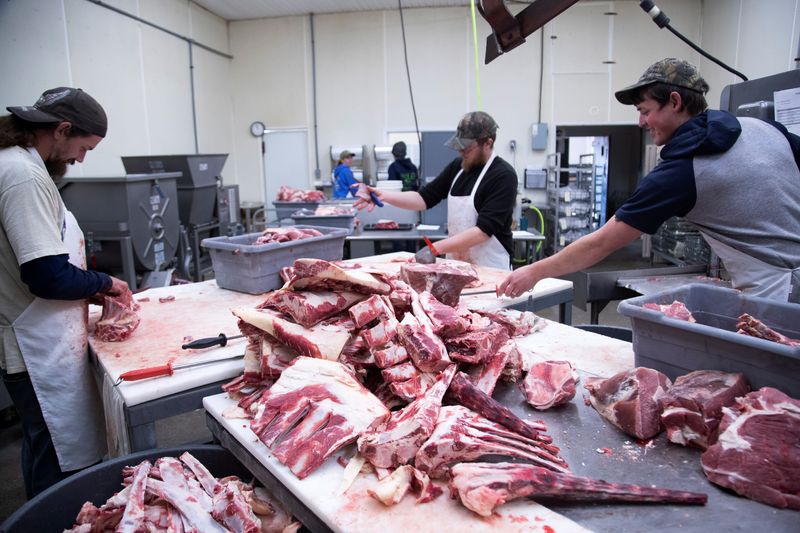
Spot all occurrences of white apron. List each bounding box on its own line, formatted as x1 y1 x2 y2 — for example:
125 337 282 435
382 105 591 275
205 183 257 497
11 211 106 470
703 233 799 303
446 152 510 270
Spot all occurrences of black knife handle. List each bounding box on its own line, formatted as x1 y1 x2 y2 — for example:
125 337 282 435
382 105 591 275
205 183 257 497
182 333 228 350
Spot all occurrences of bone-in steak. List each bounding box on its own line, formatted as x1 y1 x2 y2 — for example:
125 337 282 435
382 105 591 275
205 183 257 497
522 360 578 410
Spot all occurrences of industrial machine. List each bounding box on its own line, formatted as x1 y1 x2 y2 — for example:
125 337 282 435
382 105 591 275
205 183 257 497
121 154 237 282
60 172 182 290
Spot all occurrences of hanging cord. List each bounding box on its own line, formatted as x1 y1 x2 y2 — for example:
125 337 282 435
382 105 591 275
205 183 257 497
398 0 421 145
639 0 747 81
469 0 483 110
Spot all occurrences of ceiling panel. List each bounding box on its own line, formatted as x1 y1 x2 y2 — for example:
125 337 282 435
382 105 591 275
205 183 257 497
192 0 471 21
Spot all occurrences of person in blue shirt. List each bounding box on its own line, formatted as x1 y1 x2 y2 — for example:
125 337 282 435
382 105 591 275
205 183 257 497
332 150 358 198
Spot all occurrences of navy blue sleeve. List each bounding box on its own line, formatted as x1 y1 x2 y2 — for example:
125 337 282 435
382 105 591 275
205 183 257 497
20 254 112 300
614 157 697 234
418 158 461 209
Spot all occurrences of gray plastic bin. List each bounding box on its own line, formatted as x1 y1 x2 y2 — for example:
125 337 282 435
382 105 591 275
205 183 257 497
618 283 800 397
201 225 347 294
290 213 356 233
272 201 320 220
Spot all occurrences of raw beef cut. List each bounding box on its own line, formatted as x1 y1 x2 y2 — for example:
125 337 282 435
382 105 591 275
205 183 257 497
522 360 578 410
94 293 140 342
358 365 456 468
258 289 365 328
473 308 545 337
249 357 389 479
367 465 442 506
467 339 518 396
449 462 707 517
380 361 419 383
276 185 324 202
232 307 350 361
643 300 696 322
399 262 479 306
701 387 800 509
348 294 392 328
396 313 451 373
660 370 750 449
371 342 409 368
375 219 400 230
255 226 323 245
444 324 508 364
286 258 391 294
447 371 546 443
736 313 800 346
584 367 672 439
415 406 567 478
417 291 470 338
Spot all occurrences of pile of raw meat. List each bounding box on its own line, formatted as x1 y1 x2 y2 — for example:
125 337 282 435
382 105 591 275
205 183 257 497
584 367 800 509
254 227 323 245
94 292 141 342
221 258 706 516
374 219 400 230
64 451 298 533
275 185 324 202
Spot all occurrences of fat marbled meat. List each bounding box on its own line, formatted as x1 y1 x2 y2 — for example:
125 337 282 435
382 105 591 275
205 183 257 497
522 360 578 410
643 300 696 321
660 370 750 450
399 262 479 307
736 313 800 346
94 293 140 342
584 367 672 439
701 387 800 509
249 357 389 479
258 289 365 328
449 462 707 517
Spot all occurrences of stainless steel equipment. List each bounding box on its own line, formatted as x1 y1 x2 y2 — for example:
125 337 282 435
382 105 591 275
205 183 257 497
59 172 182 290
121 154 229 281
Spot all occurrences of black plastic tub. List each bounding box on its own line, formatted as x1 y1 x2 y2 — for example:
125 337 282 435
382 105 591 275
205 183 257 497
1 445 250 533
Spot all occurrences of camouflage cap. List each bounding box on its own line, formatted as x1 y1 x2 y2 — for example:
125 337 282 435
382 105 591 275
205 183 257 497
7 87 107 137
615 58 709 105
444 111 498 151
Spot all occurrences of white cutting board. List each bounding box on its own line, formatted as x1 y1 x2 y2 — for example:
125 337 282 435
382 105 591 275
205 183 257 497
90 280 264 406
517 320 634 378
203 393 591 533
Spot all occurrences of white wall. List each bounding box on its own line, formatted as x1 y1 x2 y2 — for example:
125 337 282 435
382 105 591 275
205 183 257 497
2 0 798 204
0 0 234 179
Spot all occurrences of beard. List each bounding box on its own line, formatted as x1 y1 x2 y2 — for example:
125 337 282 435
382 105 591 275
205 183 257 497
45 158 68 182
461 149 489 172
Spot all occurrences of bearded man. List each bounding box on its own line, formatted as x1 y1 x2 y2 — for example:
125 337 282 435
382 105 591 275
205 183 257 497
355 111 518 270
0 87 130 498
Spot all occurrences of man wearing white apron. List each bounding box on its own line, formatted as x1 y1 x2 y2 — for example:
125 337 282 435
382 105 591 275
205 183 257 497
499 58 800 302
0 88 130 498
355 111 518 270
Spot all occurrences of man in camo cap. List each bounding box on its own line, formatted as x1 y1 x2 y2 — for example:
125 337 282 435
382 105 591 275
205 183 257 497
500 57 800 304
355 110 518 270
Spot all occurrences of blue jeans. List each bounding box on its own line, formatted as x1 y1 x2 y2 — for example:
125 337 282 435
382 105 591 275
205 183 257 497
1 369 78 499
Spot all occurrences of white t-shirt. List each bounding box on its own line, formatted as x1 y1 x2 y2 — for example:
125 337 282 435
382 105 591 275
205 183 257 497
0 146 67 372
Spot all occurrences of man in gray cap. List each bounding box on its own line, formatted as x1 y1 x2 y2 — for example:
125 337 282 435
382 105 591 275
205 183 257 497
0 87 130 497
500 58 800 303
356 111 518 270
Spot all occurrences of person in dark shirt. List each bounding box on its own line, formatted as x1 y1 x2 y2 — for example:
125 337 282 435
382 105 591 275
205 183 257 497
355 111 518 270
387 141 418 191
499 58 800 302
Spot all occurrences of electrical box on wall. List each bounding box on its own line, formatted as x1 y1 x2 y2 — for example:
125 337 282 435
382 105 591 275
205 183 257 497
531 123 548 150
524 167 547 189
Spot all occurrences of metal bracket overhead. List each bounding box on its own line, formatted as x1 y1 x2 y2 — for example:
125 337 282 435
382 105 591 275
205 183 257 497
479 0 580 64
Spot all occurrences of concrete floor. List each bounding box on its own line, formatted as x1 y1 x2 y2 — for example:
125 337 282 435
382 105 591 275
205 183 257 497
0 242 649 523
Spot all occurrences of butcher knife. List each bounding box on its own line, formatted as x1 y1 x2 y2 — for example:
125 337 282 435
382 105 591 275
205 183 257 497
181 332 244 350
113 354 245 386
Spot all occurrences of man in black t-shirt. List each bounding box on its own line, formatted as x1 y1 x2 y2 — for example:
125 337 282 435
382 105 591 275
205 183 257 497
355 111 518 270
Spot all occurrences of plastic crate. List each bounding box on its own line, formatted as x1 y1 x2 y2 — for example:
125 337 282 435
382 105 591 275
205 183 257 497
201 225 347 294
1 445 248 533
272 200 320 220
618 283 800 397
290 213 356 233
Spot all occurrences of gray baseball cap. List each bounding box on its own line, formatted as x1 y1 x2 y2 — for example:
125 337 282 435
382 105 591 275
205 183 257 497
615 58 709 105
7 87 107 137
445 111 498 151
